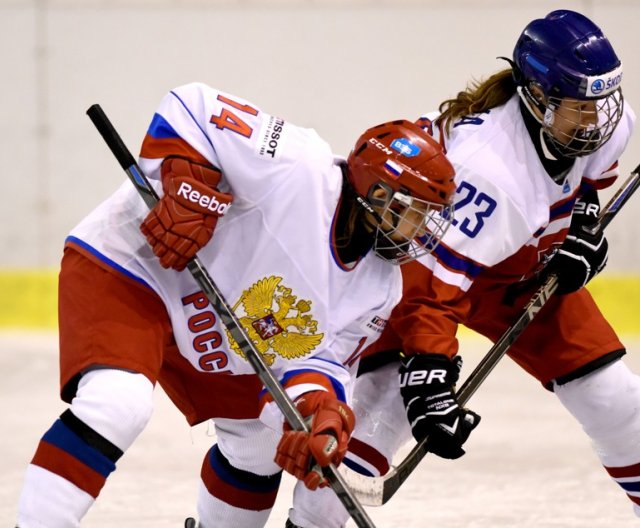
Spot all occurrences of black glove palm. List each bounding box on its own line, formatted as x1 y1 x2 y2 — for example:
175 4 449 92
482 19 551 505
546 189 607 295
399 354 480 460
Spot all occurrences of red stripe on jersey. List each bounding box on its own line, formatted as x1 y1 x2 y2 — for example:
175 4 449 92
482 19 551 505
200 451 278 511
348 437 390 476
551 187 580 217
628 494 640 506
585 174 618 190
582 160 619 190
605 461 640 479
140 134 210 165
32 440 106 498
283 372 336 394
259 371 337 409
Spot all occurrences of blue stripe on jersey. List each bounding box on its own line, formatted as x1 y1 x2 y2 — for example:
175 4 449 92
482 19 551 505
208 445 281 492
169 90 218 158
433 243 484 278
308 356 349 373
579 180 596 194
42 419 116 478
65 236 152 289
147 113 181 139
618 480 640 492
533 225 546 238
549 197 576 221
342 457 374 477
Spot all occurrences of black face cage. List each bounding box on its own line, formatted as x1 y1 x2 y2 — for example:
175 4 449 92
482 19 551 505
542 89 624 158
372 191 454 265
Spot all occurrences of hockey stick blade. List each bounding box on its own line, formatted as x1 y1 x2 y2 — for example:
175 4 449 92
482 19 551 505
86 104 377 528
340 162 640 506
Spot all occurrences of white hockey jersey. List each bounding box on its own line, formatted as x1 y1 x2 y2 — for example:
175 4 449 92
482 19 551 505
68 83 401 427
392 94 636 356
417 94 635 292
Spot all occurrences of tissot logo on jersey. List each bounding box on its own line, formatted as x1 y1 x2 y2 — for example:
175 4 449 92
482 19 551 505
257 114 286 160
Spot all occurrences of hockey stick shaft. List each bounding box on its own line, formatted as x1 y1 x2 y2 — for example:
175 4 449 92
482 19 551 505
86 104 376 528
341 162 640 506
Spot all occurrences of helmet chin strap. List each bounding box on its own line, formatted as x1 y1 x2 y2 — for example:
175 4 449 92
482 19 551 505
341 163 383 229
517 85 548 122
355 195 383 226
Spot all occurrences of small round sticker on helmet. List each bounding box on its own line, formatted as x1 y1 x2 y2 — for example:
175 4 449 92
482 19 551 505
590 79 605 95
390 138 421 157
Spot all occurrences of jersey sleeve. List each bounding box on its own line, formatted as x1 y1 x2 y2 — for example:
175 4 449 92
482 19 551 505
137 82 326 205
581 101 636 190
389 259 465 357
390 165 535 357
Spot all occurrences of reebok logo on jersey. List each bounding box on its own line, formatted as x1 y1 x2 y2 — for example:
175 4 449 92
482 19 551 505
176 182 231 214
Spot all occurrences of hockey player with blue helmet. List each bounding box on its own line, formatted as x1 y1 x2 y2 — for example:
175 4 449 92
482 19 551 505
288 10 638 527
513 9 624 158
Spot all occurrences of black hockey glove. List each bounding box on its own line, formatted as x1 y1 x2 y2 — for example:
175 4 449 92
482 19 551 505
399 353 480 460
545 188 608 295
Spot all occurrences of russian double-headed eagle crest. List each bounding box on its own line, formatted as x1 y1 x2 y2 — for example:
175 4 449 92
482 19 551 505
225 276 324 365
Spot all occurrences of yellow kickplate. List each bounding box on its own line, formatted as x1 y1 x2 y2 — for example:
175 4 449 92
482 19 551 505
0 270 58 329
0 271 638 335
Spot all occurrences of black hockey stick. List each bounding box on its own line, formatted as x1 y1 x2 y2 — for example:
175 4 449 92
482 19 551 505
340 161 640 506
86 104 377 528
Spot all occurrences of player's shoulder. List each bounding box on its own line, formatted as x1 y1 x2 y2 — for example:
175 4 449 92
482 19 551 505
618 98 636 138
167 83 332 171
582 98 636 180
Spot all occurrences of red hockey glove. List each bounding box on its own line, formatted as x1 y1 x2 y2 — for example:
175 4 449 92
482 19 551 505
140 157 232 271
274 391 355 490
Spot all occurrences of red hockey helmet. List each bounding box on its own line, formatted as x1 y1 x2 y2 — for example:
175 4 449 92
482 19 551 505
346 120 456 264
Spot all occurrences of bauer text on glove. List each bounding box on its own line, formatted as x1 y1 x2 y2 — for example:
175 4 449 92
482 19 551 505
399 353 480 459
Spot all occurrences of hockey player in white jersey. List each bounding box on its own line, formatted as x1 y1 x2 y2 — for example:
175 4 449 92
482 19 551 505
288 9 639 527
15 83 458 527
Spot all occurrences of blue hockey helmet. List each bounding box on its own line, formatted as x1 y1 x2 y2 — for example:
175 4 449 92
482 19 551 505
514 9 622 99
513 10 624 157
